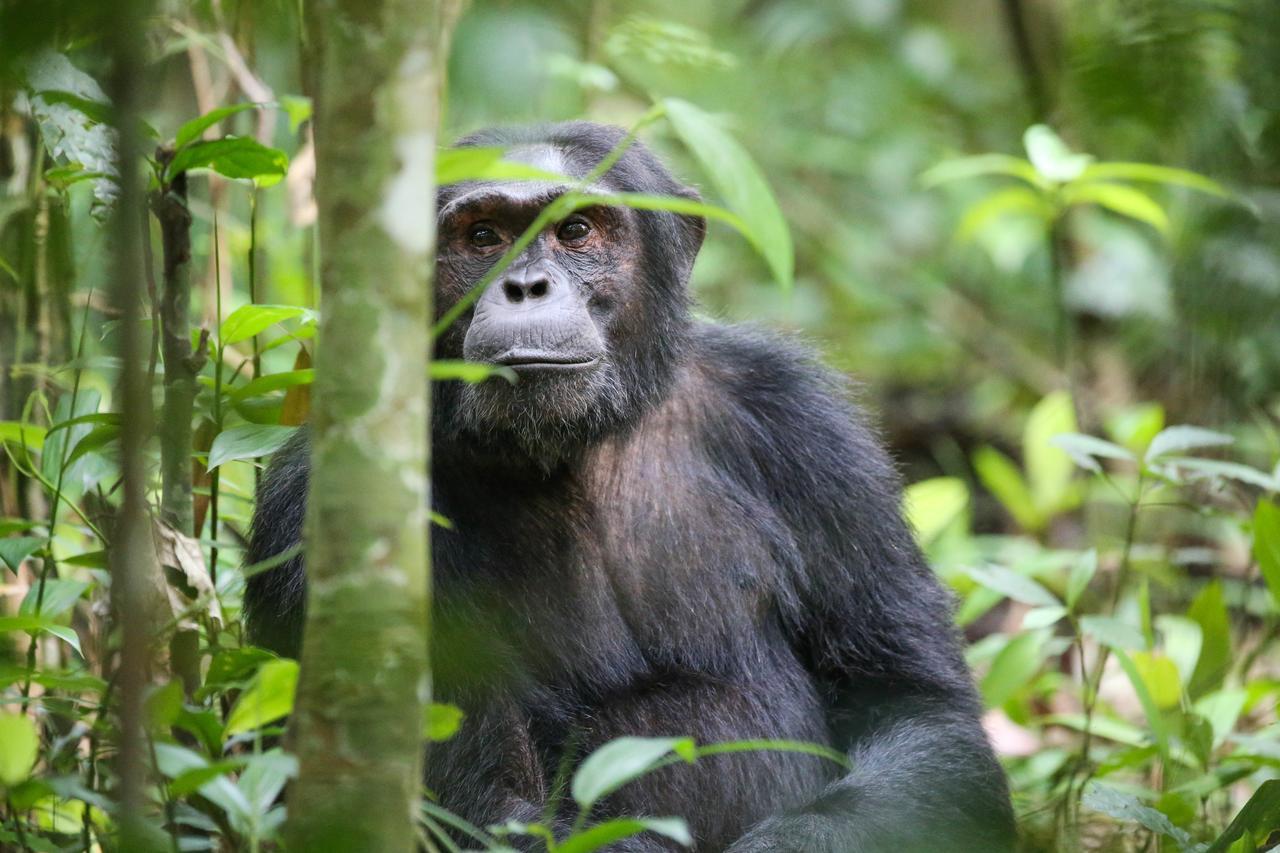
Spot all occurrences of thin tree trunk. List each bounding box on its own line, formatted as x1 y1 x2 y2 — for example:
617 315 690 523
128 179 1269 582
152 162 202 535
286 1 461 848
105 0 159 844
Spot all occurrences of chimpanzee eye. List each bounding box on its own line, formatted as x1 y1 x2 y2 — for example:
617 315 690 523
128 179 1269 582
557 217 591 243
467 223 501 248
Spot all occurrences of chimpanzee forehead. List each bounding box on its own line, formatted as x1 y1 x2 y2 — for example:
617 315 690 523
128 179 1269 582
437 143 620 221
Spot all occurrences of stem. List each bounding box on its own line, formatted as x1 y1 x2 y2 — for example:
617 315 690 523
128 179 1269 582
210 215 224 585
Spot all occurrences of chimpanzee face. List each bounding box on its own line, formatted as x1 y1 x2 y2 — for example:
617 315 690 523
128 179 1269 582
433 125 705 469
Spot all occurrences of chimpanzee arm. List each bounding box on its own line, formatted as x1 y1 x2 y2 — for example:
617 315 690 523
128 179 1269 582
706 330 1015 852
244 428 312 658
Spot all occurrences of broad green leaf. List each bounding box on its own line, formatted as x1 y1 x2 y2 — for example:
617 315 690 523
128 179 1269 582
19 579 89 619
175 102 266 150
224 659 299 736
1129 651 1182 710
435 147 569 185
981 630 1048 708
973 446 1041 531
571 736 695 809
1080 162 1229 198
1113 648 1170 758
1193 689 1247 748
1187 582 1230 699
1023 605 1067 629
1163 458 1280 492
280 95 312 132
1066 550 1098 610
1255 500 1280 609
904 477 969 546
558 818 692 853
0 537 43 573
920 153 1046 189
1051 433 1135 474
1023 125 1093 182
25 52 119 211
45 625 82 656
1024 391 1077 516
0 713 39 786
1145 426 1233 464
1083 783 1191 849
965 565 1060 608
429 361 517 385
1207 779 1280 853
1064 183 1169 234
42 389 103 486
220 304 308 346
228 369 316 401
1155 615 1203 689
1080 615 1145 651
424 703 464 742
602 192 750 234
167 136 288 183
0 422 47 452
154 743 254 822
664 98 793 289
956 186 1053 243
207 425 297 470
1106 403 1165 455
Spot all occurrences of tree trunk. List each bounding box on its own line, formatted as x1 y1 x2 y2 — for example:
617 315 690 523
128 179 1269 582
105 0 160 845
286 2 460 848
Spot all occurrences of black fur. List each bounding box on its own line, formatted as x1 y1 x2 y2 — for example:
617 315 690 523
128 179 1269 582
246 122 1015 851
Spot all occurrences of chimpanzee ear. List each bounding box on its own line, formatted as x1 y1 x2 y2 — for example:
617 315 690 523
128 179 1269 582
673 184 707 278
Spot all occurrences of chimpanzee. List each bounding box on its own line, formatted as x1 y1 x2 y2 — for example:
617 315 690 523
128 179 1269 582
245 122 1015 852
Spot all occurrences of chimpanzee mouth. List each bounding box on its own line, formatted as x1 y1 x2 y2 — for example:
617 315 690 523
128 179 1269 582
493 351 601 372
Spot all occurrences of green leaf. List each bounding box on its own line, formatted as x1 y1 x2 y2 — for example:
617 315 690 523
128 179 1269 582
175 102 266 150
1023 125 1093 182
1066 550 1098 610
1083 783 1192 849
435 147 570 185
965 565 1061 608
19 579 89 619
0 713 39 786
228 369 316 401
0 422 47 452
1080 162 1229 198
1051 433 1135 474
44 625 82 656
1022 605 1067 629
1113 648 1170 758
208 425 297 471
1255 500 1280 609
920 153 1046 189
167 136 288 183
571 736 695 810
1064 183 1169 234
0 537 43 573
981 630 1049 709
1208 780 1280 853
1187 582 1231 699
424 703 464 742
1023 390 1078 517
220 304 308 346
280 95 312 133
558 818 692 853
429 361 517 385
1161 458 1280 491
973 446 1041 531
1145 426 1234 464
1128 650 1182 710
664 98 793 289
601 192 751 234
224 659 298 736
904 477 969 546
956 186 1053 243
1080 615 1146 651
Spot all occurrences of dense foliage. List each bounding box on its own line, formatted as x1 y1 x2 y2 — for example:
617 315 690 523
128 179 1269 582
1 1 1279 850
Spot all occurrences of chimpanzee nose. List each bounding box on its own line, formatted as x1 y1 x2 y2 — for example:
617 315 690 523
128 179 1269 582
501 266 554 304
